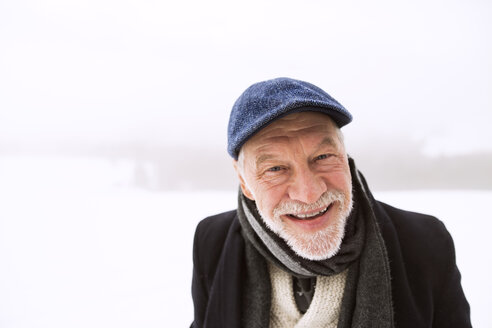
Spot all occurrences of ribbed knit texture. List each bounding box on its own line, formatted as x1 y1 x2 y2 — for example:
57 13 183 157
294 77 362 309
268 262 347 328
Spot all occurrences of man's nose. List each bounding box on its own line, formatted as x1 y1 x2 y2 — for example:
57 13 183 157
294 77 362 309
287 168 326 204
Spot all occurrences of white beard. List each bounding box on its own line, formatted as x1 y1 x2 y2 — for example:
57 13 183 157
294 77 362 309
258 190 353 261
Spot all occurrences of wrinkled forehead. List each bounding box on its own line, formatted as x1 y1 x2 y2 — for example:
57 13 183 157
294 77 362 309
251 112 338 140
246 112 339 146
239 112 342 159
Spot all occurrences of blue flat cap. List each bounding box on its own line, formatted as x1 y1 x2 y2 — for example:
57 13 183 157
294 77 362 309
227 77 353 159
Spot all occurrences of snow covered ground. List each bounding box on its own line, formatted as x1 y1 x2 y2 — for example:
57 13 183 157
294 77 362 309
0 156 490 327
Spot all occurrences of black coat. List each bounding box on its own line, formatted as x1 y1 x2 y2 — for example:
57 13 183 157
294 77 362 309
191 198 471 327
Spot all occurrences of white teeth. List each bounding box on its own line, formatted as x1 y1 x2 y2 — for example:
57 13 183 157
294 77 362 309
292 206 329 219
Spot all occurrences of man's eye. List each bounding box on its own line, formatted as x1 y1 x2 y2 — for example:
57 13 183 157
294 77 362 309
267 166 282 172
315 154 329 161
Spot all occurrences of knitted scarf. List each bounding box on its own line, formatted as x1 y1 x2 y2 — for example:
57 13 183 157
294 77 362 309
238 158 394 328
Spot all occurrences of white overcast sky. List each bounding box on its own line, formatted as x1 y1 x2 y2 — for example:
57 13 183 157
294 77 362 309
1 0 491 156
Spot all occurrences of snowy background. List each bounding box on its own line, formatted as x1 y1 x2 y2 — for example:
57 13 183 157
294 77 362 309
0 158 491 327
1 0 491 327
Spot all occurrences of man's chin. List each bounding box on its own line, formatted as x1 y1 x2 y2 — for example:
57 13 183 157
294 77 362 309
280 223 346 260
279 205 350 260
259 193 353 261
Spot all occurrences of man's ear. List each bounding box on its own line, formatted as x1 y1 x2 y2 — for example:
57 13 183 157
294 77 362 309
232 160 255 201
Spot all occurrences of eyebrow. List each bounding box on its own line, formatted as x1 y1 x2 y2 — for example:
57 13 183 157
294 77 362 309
319 136 337 149
255 154 276 168
253 136 339 168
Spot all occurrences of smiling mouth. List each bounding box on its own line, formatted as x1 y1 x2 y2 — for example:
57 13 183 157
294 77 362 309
287 203 332 221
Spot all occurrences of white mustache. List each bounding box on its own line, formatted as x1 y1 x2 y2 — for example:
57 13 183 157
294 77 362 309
273 190 346 217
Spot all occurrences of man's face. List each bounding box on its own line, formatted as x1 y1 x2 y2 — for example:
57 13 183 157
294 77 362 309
234 112 353 260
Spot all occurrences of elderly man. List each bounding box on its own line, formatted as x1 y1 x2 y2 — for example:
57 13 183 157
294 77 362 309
191 78 471 327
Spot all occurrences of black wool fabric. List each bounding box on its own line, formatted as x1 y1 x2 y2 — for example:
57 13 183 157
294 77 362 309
292 276 316 314
191 175 471 327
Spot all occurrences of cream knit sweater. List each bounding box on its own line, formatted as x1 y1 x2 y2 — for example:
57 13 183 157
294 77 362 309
268 262 347 328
